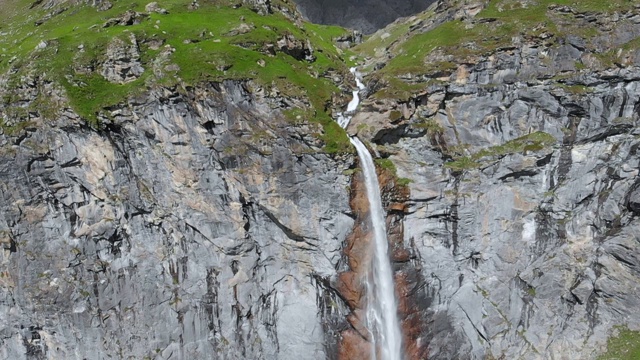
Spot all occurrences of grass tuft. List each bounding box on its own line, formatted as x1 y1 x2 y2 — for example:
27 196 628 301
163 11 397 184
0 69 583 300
599 327 640 360
445 131 556 171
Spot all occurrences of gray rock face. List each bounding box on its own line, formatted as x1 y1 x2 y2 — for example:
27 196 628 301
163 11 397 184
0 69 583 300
292 0 437 34
145 2 168 14
354 20 640 360
0 79 354 359
3 1 640 359
99 34 145 84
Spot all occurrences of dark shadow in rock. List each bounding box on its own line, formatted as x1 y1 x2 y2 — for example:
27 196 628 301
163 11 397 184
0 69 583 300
292 0 437 34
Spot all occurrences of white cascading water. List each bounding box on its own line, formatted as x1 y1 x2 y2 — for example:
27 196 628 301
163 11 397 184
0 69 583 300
337 68 366 129
337 68 403 360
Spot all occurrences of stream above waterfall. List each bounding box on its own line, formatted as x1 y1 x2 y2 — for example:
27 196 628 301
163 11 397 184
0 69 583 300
337 68 403 360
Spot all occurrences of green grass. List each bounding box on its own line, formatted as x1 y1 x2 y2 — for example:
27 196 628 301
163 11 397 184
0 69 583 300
4 0 636 150
475 131 555 158
593 36 640 69
621 37 640 52
0 0 354 152
480 0 632 22
62 74 148 127
372 77 432 101
445 132 556 171
354 14 420 59
0 119 36 136
364 0 639 100
413 118 445 133
373 157 414 188
556 83 593 94
378 20 472 77
375 158 397 173
599 327 640 360
444 156 481 172
396 177 413 186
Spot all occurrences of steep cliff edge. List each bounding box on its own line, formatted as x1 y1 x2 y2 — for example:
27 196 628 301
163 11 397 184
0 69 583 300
349 0 640 358
1 79 356 360
0 1 358 359
2 0 640 359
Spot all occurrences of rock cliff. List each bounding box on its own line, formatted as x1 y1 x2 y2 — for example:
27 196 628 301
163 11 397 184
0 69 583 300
0 78 355 360
349 0 640 358
1 1 356 359
2 0 640 359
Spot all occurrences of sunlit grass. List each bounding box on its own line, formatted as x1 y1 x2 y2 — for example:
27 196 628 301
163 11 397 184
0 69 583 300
0 0 355 152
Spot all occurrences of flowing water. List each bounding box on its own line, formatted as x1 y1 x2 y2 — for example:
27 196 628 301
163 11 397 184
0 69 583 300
337 68 366 129
337 68 403 360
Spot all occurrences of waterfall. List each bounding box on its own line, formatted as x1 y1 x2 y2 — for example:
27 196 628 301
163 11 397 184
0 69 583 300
337 68 366 129
350 137 403 360
338 68 403 360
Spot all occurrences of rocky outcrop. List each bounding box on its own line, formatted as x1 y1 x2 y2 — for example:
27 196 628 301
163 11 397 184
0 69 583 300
243 0 272 15
276 35 315 62
99 34 144 84
145 2 168 14
357 82 640 357
102 10 148 27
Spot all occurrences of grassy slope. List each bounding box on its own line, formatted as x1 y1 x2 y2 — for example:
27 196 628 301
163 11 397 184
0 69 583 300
2 0 637 151
0 0 354 152
357 0 638 99
599 327 640 360
351 0 639 168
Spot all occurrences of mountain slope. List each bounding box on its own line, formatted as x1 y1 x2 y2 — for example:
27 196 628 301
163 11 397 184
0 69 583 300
347 1 640 359
0 1 361 359
0 0 356 151
293 0 437 34
2 0 640 359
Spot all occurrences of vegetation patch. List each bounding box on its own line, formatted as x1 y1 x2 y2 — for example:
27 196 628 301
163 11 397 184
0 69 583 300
374 157 414 188
444 131 556 171
371 77 432 101
0 119 35 136
475 131 555 158
413 118 445 133
388 110 403 122
362 0 637 100
0 0 355 152
444 156 482 172
374 158 397 173
355 12 424 59
599 327 640 360
555 83 593 95
396 177 413 186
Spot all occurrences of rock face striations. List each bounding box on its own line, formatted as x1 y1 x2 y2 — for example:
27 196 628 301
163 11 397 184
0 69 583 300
2 0 640 359
0 80 357 359
348 1 640 358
